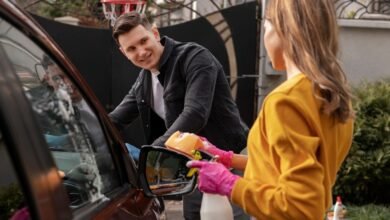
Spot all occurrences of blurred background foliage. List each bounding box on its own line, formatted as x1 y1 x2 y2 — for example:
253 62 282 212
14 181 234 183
334 79 390 205
0 184 24 220
15 0 248 28
15 0 194 27
16 0 108 27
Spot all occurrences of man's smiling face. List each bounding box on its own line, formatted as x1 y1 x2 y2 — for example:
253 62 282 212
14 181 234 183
118 24 164 72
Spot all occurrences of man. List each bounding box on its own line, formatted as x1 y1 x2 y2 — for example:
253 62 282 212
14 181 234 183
109 12 248 220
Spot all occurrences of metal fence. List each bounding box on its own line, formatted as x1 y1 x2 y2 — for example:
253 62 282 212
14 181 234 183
335 0 390 20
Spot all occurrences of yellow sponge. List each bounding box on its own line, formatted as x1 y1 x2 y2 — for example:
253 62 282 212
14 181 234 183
165 131 203 157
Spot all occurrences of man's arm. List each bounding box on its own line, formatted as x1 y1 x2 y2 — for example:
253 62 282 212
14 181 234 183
153 49 219 146
109 80 140 132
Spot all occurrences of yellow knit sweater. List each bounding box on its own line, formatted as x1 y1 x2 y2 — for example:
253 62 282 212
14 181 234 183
231 74 353 219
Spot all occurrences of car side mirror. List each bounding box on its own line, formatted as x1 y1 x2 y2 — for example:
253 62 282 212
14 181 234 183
138 146 197 197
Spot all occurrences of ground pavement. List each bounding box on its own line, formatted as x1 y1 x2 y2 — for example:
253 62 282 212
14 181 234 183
165 200 184 219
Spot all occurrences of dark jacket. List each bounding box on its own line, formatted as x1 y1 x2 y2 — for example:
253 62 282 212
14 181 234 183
109 36 248 153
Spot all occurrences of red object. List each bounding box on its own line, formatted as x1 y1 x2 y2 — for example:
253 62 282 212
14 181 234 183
100 0 147 26
101 0 146 3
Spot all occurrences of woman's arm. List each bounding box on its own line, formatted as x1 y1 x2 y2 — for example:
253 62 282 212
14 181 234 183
231 154 248 171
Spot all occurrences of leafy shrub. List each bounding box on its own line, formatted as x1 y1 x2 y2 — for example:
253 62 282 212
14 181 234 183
333 79 390 205
0 183 24 219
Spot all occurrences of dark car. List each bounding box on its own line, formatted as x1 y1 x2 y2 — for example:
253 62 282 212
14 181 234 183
0 1 197 219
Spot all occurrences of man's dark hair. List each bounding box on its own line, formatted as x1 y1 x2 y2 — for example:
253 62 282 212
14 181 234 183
112 11 152 45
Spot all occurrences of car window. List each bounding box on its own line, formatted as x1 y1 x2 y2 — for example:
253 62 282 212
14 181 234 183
0 18 120 208
0 132 29 219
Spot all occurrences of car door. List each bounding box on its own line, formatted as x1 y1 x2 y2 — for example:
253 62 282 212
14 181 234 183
0 26 72 220
0 2 162 219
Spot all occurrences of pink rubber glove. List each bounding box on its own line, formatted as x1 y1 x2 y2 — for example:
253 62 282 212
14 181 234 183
10 207 29 220
187 160 239 197
199 137 234 168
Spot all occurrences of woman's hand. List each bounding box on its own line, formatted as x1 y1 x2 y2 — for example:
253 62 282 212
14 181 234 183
186 160 239 197
198 137 234 168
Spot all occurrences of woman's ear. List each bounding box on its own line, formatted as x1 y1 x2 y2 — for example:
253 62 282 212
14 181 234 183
151 24 161 41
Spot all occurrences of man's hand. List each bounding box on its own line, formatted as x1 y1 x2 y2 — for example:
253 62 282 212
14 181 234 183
186 160 239 197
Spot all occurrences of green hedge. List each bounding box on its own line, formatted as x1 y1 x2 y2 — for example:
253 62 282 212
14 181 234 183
333 79 390 205
0 183 24 219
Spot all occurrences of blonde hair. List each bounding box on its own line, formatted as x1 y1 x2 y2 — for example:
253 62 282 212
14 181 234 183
266 0 354 122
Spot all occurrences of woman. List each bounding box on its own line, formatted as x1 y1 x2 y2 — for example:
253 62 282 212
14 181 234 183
186 0 354 219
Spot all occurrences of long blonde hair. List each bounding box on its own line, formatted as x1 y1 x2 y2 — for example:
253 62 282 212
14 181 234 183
267 0 354 122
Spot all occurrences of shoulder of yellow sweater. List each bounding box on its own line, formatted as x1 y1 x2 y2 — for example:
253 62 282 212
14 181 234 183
272 73 309 94
263 74 311 105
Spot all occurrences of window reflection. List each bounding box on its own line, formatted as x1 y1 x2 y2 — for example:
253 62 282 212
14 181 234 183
0 18 120 208
146 150 193 195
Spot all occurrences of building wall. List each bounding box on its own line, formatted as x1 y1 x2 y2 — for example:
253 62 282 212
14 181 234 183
339 19 390 85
